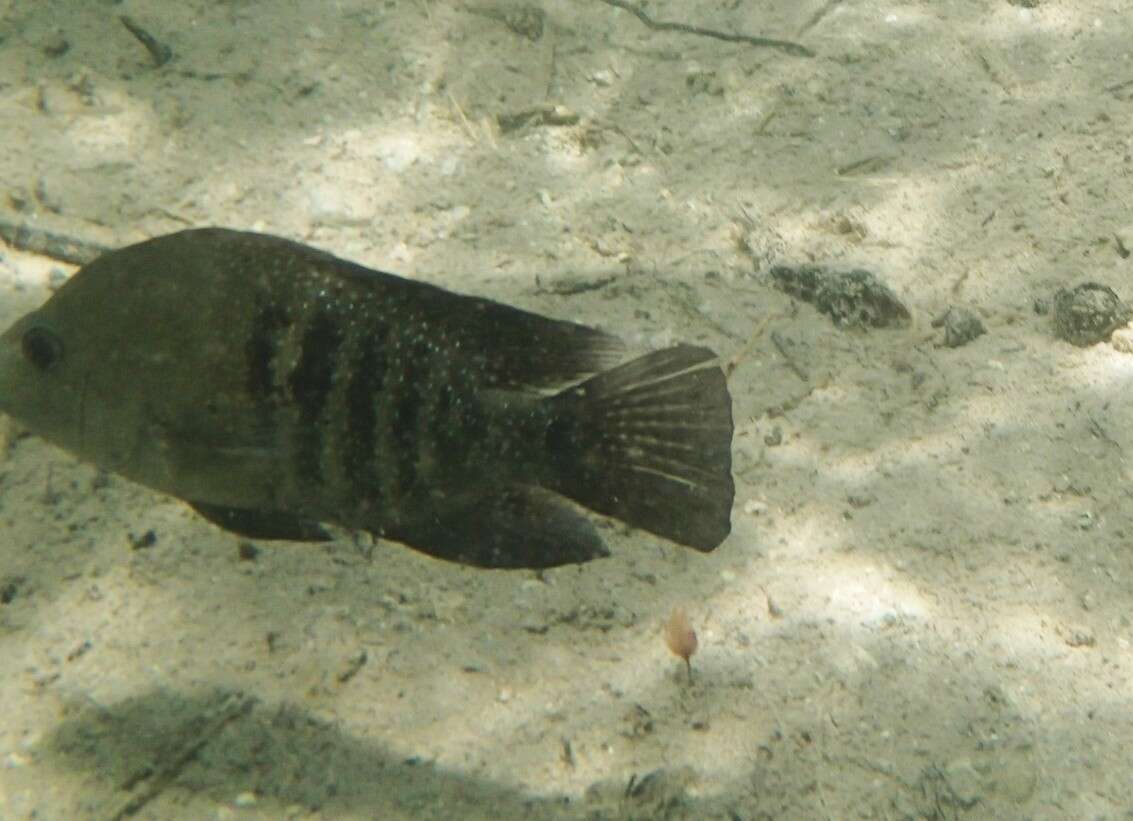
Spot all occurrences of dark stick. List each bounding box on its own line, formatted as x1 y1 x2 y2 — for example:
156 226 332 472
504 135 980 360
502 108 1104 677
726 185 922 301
110 693 254 819
120 15 173 67
0 218 109 265
599 0 814 58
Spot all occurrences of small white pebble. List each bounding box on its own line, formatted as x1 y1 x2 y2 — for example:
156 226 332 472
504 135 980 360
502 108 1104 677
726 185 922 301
590 69 614 87
1109 327 1133 353
388 242 412 264
233 791 257 807
743 499 768 516
4 752 29 768
378 135 420 172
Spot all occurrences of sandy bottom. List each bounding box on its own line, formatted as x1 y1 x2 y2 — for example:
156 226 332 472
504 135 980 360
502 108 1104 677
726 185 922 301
2 1 1133 818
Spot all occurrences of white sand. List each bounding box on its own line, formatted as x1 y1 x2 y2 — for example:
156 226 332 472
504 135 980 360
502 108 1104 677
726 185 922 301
2 1 1132 817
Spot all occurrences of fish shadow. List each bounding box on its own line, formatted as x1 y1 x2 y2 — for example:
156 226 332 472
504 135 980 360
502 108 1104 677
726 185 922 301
40 687 702 820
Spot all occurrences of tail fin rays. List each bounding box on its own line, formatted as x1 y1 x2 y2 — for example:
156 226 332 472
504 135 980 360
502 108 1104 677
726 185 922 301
544 345 734 551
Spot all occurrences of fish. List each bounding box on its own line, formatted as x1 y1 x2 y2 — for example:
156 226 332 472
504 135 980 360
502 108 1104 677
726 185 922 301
0 228 734 568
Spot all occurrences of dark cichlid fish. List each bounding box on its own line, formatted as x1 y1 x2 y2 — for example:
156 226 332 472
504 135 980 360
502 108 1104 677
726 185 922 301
0 229 734 568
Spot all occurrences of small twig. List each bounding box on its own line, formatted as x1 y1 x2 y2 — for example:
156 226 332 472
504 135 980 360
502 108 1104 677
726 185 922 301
1104 77 1133 95
599 0 814 57
0 218 108 265
949 266 971 296
534 273 617 296
974 50 1011 95
119 16 173 67
1088 416 1122 452
835 155 894 176
446 91 480 143
466 3 545 41
604 121 646 155
545 42 560 100
497 104 579 134
725 314 774 379
771 330 808 382
797 0 842 37
754 105 779 136
336 649 369 684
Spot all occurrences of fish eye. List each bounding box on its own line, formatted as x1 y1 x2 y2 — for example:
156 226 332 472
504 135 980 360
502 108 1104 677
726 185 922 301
21 326 64 371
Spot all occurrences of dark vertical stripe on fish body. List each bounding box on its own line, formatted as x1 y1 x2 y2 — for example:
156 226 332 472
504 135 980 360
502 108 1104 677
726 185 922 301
288 312 344 481
342 328 387 495
387 337 430 500
246 303 290 400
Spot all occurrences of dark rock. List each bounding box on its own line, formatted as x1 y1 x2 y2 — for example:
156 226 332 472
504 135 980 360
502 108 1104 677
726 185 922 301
932 306 986 348
770 265 910 328
1052 282 1131 346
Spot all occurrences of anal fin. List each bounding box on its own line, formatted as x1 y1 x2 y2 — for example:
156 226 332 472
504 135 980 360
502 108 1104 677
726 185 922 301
189 502 331 542
381 486 609 569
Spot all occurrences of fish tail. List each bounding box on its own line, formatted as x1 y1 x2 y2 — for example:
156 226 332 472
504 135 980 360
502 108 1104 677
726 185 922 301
542 345 735 550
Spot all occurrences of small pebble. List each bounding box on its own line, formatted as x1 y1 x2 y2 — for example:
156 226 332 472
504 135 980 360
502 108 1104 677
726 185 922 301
743 499 767 516
42 33 70 58
944 759 982 808
590 69 614 87
47 268 70 291
1110 326 1133 354
129 529 157 550
4 752 29 768
1114 225 1132 259
1063 626 1096 648
932 306 986 348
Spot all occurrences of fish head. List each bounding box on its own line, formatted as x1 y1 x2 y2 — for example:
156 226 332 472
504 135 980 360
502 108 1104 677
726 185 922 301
0 246 190 476
0 299 88 443
0 233 288 503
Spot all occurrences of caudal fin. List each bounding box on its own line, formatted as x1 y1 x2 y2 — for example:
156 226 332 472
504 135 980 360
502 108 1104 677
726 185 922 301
543 345 734 550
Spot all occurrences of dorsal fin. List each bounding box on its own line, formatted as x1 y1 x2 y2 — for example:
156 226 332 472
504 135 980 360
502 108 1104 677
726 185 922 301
331 257 627 389
211 229 628 390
